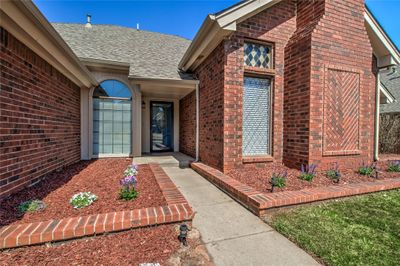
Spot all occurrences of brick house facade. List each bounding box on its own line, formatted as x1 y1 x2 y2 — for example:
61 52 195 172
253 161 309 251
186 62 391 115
0 1 97 198
0 28 82 197
1 0 398 197
179 0 389 172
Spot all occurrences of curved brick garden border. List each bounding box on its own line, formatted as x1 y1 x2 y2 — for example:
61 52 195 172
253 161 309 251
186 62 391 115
0 163 194 249
191 162 400 218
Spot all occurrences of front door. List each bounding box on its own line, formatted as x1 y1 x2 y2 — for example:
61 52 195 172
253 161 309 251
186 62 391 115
150 101 173 152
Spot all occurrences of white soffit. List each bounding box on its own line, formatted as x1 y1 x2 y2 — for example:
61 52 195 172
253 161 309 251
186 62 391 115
365 10 400 65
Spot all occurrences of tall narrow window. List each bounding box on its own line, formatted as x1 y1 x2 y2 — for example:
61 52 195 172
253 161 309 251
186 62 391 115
242 77 271 156
93 80 132 156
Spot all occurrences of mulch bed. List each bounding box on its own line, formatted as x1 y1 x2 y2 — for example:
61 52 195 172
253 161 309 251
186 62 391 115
380 154 400 161
0 159 167 226
228 160 400 194
0 224 180 266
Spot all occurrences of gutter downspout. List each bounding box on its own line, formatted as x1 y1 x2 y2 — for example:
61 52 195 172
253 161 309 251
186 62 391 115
195 82 200 162
374 69 381 161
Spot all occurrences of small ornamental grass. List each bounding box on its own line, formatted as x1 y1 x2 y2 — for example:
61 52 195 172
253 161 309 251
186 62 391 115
119 164 139 201
326 162 341 183
387 160 400 172
70 192 97 209
358 162 375 176
299 164 317 182
269 171 287 192
17 199 46 213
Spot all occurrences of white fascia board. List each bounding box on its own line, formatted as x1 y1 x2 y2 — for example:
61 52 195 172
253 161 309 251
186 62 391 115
365 10 400 65
379 83 395 103
81 57 131 73
179 0 283 71
216 0 280 29
179 15 219 71
129 76 199 86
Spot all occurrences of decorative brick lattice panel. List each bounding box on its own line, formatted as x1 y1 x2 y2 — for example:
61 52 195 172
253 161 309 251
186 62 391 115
323 67 360 155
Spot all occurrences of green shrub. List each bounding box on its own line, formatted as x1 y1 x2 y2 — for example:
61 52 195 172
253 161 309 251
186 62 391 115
326 163 341 183
119 186 139 201
387 160 400 172
300 173 314 181
270 172 287 192
358 163 375 176
17 200 46 213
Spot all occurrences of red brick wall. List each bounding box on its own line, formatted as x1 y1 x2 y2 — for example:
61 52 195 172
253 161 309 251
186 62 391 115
0 28 81 198
179 91 196 158
194 43 225 170
308 0 375 169
223 0 297 172
184 0 375 172
283 0 325 168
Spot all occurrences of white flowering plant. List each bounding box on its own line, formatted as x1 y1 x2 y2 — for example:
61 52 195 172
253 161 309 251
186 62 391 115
70 192 98 209
123 164 138 177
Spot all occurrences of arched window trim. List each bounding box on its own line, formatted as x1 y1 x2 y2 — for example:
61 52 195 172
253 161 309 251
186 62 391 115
93 79 133 100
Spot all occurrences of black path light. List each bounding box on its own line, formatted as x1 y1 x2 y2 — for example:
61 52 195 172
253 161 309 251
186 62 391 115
374 165 380 179
178 224 190 246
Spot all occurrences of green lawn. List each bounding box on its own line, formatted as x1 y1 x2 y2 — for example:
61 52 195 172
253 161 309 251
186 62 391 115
270 190 400 266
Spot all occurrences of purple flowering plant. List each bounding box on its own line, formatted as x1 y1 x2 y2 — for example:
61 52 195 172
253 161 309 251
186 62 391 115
119 164 139 201
300 164 317 181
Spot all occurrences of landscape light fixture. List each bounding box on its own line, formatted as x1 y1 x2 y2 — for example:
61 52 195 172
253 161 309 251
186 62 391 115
178 224 189 246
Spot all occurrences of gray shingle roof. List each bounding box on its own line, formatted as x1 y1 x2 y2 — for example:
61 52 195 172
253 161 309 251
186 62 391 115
380 66 400 113
52 23 193 80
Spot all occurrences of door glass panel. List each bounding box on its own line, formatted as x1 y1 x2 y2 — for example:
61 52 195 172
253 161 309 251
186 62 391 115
151 102 173 152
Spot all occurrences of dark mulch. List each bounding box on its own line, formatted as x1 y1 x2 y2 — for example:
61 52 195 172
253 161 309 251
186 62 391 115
379 153 400 161
0 159 167 226
0 224 180 266
228 160 400 194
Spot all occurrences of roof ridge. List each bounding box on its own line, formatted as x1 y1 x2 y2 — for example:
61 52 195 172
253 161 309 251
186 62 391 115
51 22 191 41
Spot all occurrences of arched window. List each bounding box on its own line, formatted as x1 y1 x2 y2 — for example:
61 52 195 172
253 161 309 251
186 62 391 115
93 80 132 99
93 80 132 156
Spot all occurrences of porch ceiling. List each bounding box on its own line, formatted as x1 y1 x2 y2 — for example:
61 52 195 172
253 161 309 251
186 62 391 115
133 78 197 99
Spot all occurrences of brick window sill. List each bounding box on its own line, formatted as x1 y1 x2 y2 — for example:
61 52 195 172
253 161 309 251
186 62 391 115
244 66 276 76
323 150 361 156
242 156 273 163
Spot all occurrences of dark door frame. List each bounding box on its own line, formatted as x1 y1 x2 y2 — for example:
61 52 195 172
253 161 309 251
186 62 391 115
150 101 174 153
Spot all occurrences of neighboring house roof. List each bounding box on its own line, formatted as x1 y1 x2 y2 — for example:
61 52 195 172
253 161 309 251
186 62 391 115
179 0 400 71
380 66 400 113
52 23 193 80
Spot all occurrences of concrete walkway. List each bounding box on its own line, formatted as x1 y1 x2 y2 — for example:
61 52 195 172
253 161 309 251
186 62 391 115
134 154 319 266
